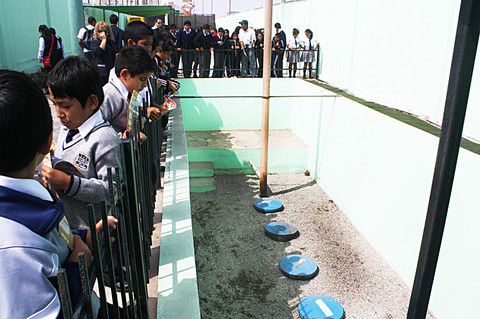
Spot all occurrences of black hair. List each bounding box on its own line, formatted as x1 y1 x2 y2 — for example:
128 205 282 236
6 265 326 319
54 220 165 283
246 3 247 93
39 25 49 35
170 24 177 30
184 20 191 26
161 40 176 53
152 29 169 51
46 56 104 111
202 24 211 30
110 14 119 24
115 45 155 78
0 70 52 174
218 27 224 33
293 28 299 35
88 16 96 25
274 22 281 29
49 27 56 35
123 21 153 43
305 29 313 39
274 32 282 38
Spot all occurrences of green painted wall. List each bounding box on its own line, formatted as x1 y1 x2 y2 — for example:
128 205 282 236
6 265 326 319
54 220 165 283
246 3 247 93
0 0 84 73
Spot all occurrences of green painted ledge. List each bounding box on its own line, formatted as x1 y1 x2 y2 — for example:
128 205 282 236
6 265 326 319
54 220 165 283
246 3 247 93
157 101 201 319
308 80 480 155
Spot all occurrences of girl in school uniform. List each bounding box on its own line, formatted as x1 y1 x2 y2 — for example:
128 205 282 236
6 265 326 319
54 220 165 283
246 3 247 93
301 29 319 79
286 28 302 78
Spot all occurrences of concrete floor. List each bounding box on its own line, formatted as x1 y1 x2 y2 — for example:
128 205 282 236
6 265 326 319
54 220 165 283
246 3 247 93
191 173 436 319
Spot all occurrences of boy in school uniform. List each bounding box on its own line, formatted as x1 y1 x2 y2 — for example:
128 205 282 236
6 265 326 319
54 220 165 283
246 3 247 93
0 70 94 318
101 45 156 134
42 56 122 229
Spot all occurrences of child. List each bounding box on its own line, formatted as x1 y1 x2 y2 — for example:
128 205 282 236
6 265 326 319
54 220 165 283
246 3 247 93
212 27 227 78
42 56 122 229
0 69 96 317
272 32 285 78
101 45 156 134
229 32 241 77
301 28 319 79
286 28 302 77
254 31 264 77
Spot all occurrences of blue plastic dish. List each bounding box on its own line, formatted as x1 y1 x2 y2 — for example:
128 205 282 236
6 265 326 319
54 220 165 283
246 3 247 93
279 254 318 280
253 198 284 213
265 222 299 241
298 295 345 319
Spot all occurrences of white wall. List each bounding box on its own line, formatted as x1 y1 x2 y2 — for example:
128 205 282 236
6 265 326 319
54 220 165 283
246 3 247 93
216 0 480 140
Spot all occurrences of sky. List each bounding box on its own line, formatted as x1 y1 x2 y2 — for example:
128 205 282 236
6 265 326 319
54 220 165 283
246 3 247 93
178 0 282 18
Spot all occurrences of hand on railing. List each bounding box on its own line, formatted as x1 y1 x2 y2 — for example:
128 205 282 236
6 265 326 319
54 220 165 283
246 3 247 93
85 216 118 249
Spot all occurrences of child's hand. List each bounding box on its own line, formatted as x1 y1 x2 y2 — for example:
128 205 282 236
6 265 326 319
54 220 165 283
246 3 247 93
41 166 71 191
147 106 162 121
67 235 93 267
95 216 118 234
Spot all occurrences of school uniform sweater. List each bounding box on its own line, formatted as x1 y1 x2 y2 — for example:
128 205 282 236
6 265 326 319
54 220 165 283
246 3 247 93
54 111 121 229
102 73 130 133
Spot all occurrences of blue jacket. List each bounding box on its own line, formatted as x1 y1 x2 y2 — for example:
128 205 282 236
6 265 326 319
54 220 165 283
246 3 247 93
0 185 85 318
176 29 197 49
194 31 213 50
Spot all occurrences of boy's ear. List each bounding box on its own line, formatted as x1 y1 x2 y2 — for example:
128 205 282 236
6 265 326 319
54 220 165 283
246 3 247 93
119 68 130 80
87 94 99 111
39 132 53 156
127 39 136 46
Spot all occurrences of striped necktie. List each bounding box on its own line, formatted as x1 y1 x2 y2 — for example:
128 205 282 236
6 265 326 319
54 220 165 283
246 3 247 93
66 129 79 143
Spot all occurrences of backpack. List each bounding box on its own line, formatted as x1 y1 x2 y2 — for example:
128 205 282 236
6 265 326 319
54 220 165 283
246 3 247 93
83 27 94 50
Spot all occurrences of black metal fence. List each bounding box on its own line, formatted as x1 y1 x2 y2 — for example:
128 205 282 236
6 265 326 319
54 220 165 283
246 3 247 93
56 78 165 318
170 47 322 79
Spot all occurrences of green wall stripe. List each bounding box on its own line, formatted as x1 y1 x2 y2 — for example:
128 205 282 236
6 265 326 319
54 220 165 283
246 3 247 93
307 80 480 155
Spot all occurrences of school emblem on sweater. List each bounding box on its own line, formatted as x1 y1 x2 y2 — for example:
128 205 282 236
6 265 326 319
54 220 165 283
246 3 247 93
74 153 90 171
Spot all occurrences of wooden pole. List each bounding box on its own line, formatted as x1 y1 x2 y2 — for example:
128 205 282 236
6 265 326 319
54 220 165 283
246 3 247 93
260 0 273 197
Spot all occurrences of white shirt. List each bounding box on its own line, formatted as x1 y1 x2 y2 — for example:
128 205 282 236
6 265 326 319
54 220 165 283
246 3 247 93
60 110 105 146
301 37 318 50
38 37 45 60
238 27 256 48
287 36 302 50
109 68 130 102
77 25 95 52
0 175 52 202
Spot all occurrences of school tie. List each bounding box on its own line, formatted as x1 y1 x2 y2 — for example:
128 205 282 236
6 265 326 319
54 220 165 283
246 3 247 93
66 129 79 143
127 92 132 101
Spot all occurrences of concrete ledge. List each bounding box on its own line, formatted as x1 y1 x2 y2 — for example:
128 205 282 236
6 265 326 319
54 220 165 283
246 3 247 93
157 101 201 319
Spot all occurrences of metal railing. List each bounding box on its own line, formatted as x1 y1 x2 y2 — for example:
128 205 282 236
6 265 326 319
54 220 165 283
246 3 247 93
170 47 322 79
55 78 166 318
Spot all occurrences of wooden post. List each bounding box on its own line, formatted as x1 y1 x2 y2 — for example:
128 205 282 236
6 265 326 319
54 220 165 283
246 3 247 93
260 0 273 197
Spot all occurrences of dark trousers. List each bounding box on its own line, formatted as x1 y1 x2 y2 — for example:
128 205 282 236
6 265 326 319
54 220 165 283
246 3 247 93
180 50 193 78
170 50 180 78
198 50 211 78
255 50 263 77
230 52 241 76
213 51 225 77
272 51 283 77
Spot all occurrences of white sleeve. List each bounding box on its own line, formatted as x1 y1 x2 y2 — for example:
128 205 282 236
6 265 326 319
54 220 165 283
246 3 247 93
77 27 86 40
38 37 45 60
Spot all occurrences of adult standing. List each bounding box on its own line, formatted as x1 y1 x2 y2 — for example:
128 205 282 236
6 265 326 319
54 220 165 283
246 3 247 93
212 28 227 77
91 21 118 85
273 22 286 77
194 24 214 78
38 25 59 74
238 20 256 77
77 16 96 63
152 18 163 30
109 14 124 52
169 24 179 78
176 20 196 78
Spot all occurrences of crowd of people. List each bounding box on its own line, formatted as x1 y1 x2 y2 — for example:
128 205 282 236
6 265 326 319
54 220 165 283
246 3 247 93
0 14 320 318
171 20 320 79
1 16 180 318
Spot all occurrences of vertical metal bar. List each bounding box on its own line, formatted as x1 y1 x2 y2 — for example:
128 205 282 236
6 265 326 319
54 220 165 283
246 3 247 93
88 204 109 319
78 253 94 319
407 0 480 317
260 0 273 197
107 168 129 317
57 268 74 319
